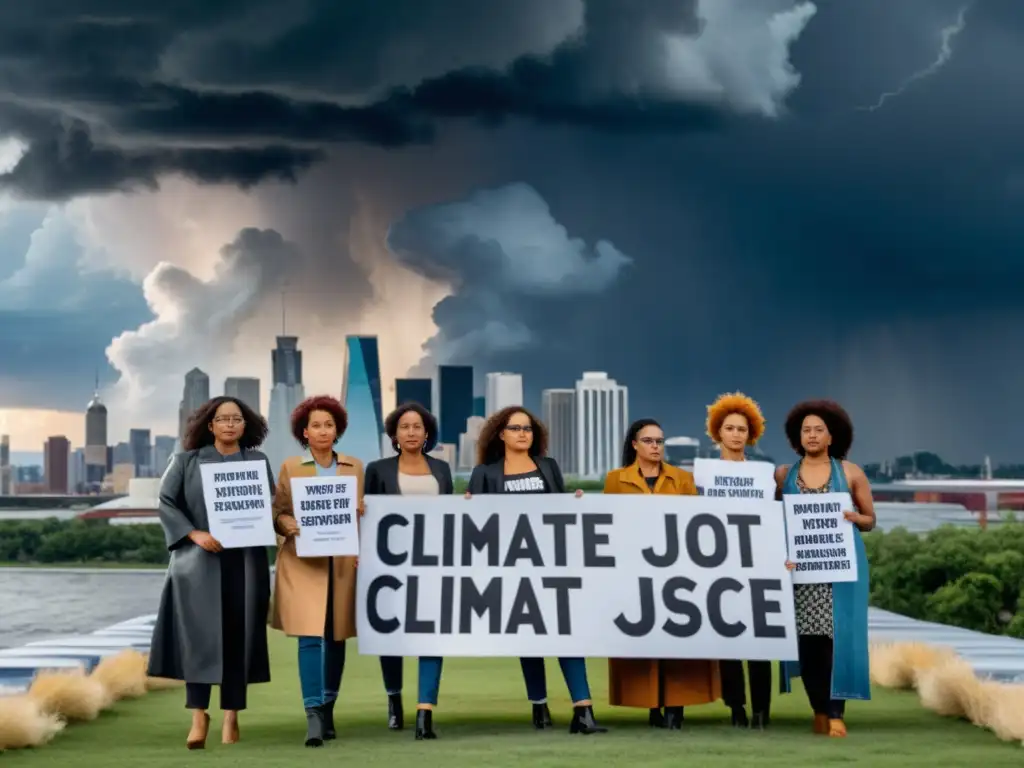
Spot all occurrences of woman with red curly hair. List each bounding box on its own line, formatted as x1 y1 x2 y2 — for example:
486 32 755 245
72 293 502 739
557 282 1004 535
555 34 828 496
269 395 364 748
704 393 773 730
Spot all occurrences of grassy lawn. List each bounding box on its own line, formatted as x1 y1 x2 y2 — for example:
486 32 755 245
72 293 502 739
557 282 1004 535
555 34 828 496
5 630 1021 767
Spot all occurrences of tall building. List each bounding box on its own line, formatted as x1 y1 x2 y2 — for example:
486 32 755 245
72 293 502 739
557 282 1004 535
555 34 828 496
179 368 210 439
153 435 176 475
473 396 485 418
395 378 432 410
265 336 307 473
224 377 261 414
0 434 11 496
44 436 70 494
68 448 86 494
485 372 523 416
458 416 486 471
575 372 629 478
341 336 385 464
113 441 133 465
438 365 473 446
85 386 108 487
129 428 151 478
542 388 577 476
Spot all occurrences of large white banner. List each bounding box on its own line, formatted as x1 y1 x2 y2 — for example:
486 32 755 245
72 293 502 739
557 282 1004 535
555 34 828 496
355 494 798 661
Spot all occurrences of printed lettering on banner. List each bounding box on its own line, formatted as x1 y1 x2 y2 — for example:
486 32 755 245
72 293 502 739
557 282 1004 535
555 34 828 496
200 460 276 548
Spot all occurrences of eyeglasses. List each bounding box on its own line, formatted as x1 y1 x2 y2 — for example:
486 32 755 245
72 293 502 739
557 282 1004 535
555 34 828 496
638 437 665 446
213 416 245 425
504 425 533 433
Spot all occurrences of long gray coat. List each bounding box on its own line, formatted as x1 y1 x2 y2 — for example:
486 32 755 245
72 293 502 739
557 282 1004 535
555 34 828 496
147 445 273 685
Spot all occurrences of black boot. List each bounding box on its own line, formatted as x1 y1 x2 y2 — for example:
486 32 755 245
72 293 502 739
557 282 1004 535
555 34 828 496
648 707 667 728
731 706 749 728
322 699 336 740
532 702 553 729
569 705 608 735
664 706 684 730
414 709 437 740
388 693 404 730
304 707 325 747
751 710 770 730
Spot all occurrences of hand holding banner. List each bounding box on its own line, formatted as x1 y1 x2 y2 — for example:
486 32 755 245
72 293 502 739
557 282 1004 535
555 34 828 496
290 476 359 558
200 460 276 549
782 491 858 584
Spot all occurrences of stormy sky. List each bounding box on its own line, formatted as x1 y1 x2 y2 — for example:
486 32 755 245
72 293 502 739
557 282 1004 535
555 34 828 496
0 0 1021 465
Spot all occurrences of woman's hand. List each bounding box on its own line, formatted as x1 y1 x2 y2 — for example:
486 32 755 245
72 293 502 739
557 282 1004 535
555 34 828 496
843 509 873 530
464 491 472 500
784 560 795 571
278 515 300 538
188 530 223 553
574 489 584 498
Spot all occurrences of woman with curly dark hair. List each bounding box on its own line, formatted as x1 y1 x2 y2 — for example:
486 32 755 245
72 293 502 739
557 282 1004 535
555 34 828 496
364 402 453 740
269 395 364 747
147 396 273 750
703 393 773 729
603 418 720 731
775 399 874 738
466 406 606 736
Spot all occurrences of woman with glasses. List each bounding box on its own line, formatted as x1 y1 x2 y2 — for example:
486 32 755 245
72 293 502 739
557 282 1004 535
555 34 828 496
270 395 364 747
147 396 274 750
602 418 722 730
466 406 607 735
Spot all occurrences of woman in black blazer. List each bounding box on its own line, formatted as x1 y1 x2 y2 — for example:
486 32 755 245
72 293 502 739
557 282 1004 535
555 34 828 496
467 406 606 736
364 402 453 741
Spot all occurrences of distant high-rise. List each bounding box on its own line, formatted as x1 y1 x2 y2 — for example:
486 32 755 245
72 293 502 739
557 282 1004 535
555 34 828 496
85 382 108 487
129 428 152 478
68 447 85 494
542 389 577 476
224 377 261 414
0 434 11 496
395 378 432 410
113 441 133 466
179 368 210 439
485 372 523 416
458 416 486 471
438 365 473 447
44 436 70 494
153 435 176 476
265 336 306 473
341 336 385 464
575 372 628 478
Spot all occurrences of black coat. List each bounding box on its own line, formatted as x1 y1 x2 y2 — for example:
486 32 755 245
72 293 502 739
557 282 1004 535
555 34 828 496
364 454 455 496
467 456 566 494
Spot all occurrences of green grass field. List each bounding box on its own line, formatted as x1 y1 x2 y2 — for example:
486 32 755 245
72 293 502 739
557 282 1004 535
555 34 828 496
5 630 1021 767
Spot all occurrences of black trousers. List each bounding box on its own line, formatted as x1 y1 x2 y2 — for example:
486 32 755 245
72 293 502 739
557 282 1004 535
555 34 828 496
380 655 403 694
720 660 772 713
185 550 248 711
798 635 845 719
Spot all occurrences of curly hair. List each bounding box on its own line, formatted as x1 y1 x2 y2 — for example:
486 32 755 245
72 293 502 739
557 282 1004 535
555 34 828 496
475 406 549 466
706 392 766 446
183 396 268 452
384 402 439 453
784 399 854 460
621 418 662 467
290 395 348 448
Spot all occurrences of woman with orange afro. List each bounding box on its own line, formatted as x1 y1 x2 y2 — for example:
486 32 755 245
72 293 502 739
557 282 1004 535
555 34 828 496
704 392 773 730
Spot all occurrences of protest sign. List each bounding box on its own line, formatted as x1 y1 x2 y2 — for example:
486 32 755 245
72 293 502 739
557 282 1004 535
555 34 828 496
782 492 858 585
200 460 276 548
693 458 776 500
355 494 797 660
290 476 359 558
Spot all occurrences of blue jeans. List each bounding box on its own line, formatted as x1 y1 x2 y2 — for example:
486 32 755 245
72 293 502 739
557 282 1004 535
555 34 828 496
520 657 591 703
298 637 346 708
380 656 445 705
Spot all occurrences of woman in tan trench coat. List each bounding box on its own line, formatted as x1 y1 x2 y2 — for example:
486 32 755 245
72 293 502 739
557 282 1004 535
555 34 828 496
270 395 364 748
603 418 721 729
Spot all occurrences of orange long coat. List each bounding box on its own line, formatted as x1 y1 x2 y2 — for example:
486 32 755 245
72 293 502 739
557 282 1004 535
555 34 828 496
604 462 723 708
269 451 364 640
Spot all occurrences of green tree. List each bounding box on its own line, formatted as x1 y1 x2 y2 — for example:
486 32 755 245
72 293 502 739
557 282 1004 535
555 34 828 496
925 572 1004 634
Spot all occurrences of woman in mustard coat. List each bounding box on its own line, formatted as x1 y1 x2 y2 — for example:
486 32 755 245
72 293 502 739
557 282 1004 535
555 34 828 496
603 418 721 729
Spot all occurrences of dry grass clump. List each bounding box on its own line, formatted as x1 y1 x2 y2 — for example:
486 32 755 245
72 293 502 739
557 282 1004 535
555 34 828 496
870 642 955 689
90 650 149 701
0 694 65 750
28 667 111 721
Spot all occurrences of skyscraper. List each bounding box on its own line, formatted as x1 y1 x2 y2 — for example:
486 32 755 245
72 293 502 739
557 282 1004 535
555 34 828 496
44 436 70 494
575 372 629 478
85 385 108 487
395 378 432 410
542 388 577 476
224 377 261 414
437 365 473 446
473 396 485 418
68 447 85 494
458 416 486 471
341 336 385 464
0 434 11 496
129 428 152 477
265 336 306 473
485 372 523 416
153 435 176 476
179 368 210 439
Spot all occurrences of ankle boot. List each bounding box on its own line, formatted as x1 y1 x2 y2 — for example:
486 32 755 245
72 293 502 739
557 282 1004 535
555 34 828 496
322 699 336 740
569 705 608 734
304 707 325 747
414 709 437 740
664 706 684 730
648 707 667 728
388 693 404 730
751 710 770 730
731 706 749 728
532 702 552 729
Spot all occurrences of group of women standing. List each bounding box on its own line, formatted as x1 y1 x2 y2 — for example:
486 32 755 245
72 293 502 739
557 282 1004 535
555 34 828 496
147 389 874 749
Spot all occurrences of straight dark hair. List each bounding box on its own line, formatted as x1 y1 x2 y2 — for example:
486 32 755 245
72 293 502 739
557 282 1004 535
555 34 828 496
621 418 662 467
